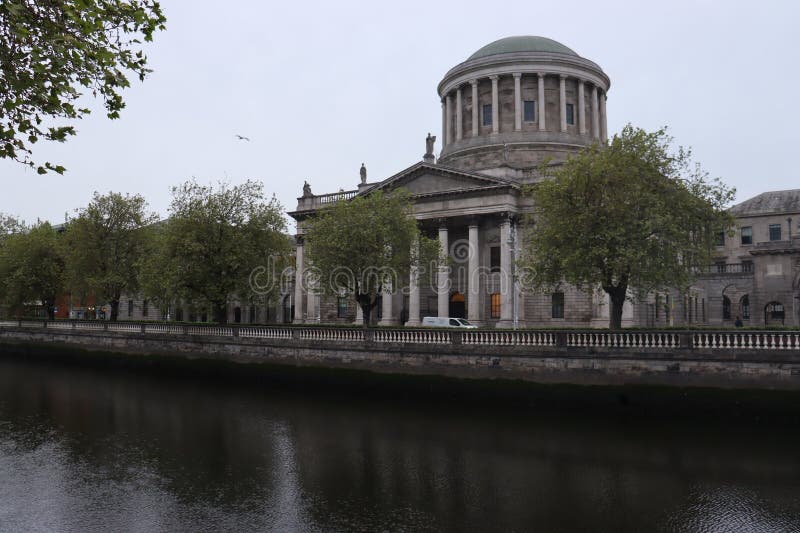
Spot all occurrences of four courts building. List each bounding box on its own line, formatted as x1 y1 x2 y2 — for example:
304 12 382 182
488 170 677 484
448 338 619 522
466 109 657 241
285 36 800 328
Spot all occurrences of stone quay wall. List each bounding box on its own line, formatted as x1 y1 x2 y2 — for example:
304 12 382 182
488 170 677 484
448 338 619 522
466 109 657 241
1 321 800 390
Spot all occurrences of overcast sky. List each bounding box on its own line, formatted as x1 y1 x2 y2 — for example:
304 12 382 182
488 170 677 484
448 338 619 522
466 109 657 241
2 0 798 230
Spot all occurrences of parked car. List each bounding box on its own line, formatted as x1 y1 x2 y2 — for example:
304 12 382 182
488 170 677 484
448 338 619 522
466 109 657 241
421 316 477 328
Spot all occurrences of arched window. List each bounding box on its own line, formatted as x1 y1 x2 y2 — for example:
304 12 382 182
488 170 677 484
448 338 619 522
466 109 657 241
722 295 731 320
739 295 750 320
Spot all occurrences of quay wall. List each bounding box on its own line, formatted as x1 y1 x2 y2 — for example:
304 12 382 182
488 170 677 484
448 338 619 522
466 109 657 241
2 322 800 390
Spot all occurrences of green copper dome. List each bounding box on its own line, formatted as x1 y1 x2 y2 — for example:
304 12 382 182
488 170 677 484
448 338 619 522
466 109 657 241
468 36 578 60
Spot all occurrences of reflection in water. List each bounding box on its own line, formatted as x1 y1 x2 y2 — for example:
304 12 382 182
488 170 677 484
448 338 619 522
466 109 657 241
0 357 798 532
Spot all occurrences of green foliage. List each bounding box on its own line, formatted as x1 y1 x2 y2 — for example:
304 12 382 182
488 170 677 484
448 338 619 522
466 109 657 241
304 190 437 327
521 125 735 329
145 180 289 324
0 0 166 173
63 191 157 320
0 221 65 319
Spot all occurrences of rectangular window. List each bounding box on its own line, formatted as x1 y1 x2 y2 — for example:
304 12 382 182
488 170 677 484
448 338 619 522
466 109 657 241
551 292 564 319
715 230 725 247
523 100 536 122
741 226 752 245
337 297 348 318
489 246 500 273
566 103 575 125
128 299 134 317
490 293 501 319
482 104 492 126
769 223 782 241
142 300 148 318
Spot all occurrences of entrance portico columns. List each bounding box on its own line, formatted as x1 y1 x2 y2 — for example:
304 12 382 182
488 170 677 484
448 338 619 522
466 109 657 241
293 235 305 323
405 236 421 327
378 281 397 326
496 215 514 328
438 220 450 317
467 217 482 324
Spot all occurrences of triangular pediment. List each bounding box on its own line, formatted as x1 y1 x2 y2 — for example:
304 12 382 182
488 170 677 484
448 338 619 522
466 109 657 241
359 162 518 198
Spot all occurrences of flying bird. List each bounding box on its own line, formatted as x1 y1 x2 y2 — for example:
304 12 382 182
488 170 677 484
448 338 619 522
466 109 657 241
234 134 251 141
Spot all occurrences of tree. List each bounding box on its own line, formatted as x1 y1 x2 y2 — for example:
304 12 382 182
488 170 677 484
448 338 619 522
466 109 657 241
520 125 735 329
0 0 166 173
152 180 289 324
0 221 65 319
63 192 157 321
304 190 437 327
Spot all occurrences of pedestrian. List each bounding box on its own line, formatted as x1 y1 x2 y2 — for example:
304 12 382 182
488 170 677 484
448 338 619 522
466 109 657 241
734 315 743 327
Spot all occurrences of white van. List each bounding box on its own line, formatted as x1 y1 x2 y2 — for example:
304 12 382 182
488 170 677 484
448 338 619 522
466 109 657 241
421 316 477 328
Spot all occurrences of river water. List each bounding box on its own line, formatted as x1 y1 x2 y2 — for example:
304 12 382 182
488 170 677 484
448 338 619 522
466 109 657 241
0 357 799 532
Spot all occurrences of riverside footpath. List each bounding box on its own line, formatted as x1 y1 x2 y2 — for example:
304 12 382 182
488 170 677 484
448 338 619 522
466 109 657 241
2 320 800 391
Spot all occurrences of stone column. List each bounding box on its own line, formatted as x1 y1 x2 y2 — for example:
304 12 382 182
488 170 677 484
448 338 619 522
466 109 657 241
577 80 586 135
455 87 463 141
354 305 363 326
378 282 395 326
537 73 546 131
513 73 522 131
467 220 482 324
591 85 600 139
405 238 421 326
441 100 446 147
490 75 499 134
559 75 567 133
437 222 449 317
293 237 305 323
306 274 317 323
469 79 479 137
497 217 513 327
445 94 453 145
599 91 608 143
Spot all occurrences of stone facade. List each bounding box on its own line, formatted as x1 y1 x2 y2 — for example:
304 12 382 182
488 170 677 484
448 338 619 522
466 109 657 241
288 36 799 329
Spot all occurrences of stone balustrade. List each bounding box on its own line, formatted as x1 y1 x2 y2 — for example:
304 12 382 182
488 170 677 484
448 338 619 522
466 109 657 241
2 320 800 351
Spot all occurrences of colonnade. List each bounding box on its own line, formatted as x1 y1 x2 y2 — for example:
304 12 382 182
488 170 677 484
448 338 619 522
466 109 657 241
441 72 607 146
293 215 518 326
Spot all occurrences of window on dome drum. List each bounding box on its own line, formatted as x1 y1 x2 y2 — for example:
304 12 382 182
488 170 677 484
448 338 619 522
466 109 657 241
566 103 575 125
741 226 752 245
489 246 500 272
769 223 782 241
337 297 347 318
490 293 501 318
483 104 492 126
523 100 536 122
551 292 564 319
715 230 725 247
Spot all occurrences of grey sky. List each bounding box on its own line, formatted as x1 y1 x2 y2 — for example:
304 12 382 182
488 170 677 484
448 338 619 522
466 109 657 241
2 0 798 230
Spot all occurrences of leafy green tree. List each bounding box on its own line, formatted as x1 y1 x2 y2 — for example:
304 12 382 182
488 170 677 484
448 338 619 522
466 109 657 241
153 180 289 324
304 190 437 327
0 221 65 319
0 0 166 173
521 125 735 329
63 192 157 321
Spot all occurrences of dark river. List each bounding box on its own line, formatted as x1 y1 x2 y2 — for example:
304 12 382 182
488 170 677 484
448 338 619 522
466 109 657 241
0 356 799 532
